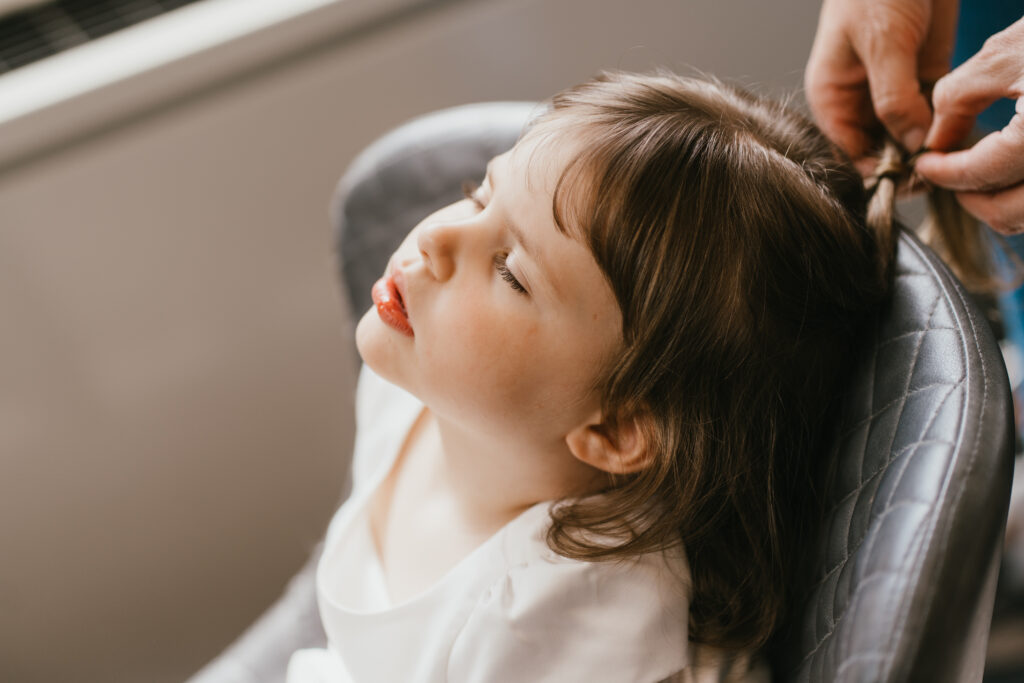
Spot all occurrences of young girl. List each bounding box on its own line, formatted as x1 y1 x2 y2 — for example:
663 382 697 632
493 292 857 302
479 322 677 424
287 70 925 682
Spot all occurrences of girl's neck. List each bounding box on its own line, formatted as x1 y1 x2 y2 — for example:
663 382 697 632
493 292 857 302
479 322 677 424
368 405 608 603
421 410 605 532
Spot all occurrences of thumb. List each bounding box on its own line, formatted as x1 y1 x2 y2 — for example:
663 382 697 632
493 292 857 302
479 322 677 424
916 105 1024 191
861 41 933 151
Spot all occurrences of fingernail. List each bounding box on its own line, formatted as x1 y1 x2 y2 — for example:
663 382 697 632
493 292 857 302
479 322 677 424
901 128 926 153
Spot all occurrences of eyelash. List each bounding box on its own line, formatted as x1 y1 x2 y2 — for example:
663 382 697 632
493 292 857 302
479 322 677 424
494 252 526 294
462 180 528 295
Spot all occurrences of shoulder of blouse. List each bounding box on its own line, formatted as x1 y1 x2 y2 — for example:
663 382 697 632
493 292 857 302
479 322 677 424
444 507 691 682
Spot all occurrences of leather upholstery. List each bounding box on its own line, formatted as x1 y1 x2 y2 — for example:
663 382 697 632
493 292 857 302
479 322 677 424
189 102 1014 683
188 544 326 683
774 230 1014 682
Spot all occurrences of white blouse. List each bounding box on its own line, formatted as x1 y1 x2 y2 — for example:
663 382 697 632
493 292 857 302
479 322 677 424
287 367 718 683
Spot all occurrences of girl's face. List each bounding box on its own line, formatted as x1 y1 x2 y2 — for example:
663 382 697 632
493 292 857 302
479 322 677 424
355 131 623 447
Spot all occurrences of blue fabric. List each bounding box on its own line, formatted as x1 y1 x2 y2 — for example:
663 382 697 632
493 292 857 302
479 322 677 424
951 1 1023 133
991 237 1024 358
953 3 1024 393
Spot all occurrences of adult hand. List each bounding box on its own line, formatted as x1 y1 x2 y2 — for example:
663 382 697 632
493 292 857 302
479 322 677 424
915 17 1024 234
805 0 958 168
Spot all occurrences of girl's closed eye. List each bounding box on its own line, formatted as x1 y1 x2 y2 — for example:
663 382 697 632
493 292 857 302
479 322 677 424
463 179 529 296
494 252 527 294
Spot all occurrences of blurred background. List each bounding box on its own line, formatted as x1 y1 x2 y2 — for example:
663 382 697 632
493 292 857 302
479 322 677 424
0 1 1020 681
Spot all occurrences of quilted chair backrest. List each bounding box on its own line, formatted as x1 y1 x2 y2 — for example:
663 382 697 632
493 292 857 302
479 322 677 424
332 103 1015 683
774 230 1014 682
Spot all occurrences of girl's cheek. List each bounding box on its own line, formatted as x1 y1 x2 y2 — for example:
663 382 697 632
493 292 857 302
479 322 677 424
427 305 529 377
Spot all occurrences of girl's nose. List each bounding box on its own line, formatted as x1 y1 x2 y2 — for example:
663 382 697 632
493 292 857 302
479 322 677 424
416 221 458 282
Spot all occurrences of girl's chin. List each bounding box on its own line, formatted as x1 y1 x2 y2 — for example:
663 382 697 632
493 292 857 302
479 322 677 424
355 310 385 360
355 312 412 384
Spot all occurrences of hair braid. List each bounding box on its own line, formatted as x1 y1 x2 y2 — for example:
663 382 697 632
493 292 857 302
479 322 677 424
865 139 1002 291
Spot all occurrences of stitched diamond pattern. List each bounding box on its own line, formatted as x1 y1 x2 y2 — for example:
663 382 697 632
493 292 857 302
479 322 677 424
782 231 1008 682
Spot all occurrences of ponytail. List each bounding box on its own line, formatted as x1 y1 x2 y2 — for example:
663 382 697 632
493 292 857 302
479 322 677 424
863 141 902 286
920 186 1002 291
864 139 1003 291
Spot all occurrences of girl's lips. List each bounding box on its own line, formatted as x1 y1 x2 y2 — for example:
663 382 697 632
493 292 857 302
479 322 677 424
371 273 413 337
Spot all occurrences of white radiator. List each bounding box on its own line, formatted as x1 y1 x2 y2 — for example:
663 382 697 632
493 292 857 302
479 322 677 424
0 0 430 173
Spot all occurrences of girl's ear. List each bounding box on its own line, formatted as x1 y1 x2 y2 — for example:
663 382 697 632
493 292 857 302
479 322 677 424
565 410 651 475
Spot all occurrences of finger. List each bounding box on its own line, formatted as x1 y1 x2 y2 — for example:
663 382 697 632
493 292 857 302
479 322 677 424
859 38 933 151
956 182 1024 235
804 34 878 161
821 118 876 163
806 86 879 161
915 112 1024 190
926 31 1024 150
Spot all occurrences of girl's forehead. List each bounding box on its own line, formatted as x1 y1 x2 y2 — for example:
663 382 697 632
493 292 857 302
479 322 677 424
507 129 560 179
503 123 587 198
505 123 595 244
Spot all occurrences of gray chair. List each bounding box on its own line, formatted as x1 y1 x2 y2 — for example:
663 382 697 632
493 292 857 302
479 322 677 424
189 102 1015 683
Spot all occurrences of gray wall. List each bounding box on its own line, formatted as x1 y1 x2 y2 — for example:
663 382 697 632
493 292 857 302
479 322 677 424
0 0 820 680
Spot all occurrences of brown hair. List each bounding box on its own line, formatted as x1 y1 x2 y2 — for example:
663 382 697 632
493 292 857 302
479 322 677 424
522 71 967 651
